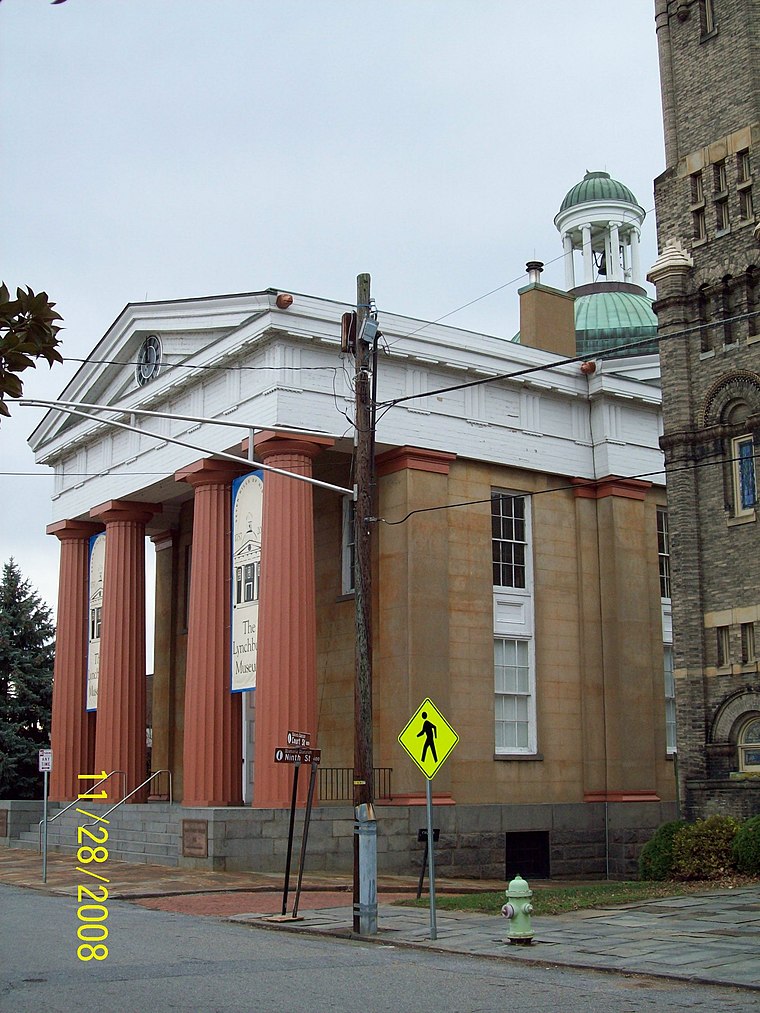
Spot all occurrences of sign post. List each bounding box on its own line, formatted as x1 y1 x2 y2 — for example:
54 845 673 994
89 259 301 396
272 733 321 920
38 749 52 883
398 698 459 941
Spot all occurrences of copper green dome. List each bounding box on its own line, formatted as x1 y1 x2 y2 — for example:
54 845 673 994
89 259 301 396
574 289 658 358
559 171 640 214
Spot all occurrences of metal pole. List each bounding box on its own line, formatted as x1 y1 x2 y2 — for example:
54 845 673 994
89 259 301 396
353 272 377 935
281 761 300 915
42 769 48 884
292 760 319 920
426 777 437 940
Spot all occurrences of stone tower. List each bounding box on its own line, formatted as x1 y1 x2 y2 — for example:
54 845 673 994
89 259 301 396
648 0 760 818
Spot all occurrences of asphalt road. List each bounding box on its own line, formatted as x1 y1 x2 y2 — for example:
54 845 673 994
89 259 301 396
2 884 758 1013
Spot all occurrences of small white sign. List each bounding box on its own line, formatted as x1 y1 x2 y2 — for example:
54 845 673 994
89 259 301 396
38 749 52 772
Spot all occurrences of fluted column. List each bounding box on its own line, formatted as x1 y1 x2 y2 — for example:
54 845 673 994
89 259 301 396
90 500 161 802
253 432 334 807
176 459 249 806
47 520 102 801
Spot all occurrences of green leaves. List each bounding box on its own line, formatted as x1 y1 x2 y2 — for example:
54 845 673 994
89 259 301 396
0 283 63 419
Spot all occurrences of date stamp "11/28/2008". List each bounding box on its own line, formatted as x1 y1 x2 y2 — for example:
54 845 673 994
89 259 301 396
75 773 111 962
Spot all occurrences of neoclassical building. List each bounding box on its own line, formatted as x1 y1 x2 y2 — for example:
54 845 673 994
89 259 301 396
21 250 679 878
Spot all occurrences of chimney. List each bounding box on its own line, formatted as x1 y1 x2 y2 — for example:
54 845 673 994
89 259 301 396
518 261 576 357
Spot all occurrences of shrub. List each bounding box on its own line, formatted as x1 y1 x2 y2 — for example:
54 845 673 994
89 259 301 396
638 820 689 881
733 815 760 875
671 815 740 880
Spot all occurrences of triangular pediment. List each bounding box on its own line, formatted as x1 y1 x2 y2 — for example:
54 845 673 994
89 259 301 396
29 290 278 454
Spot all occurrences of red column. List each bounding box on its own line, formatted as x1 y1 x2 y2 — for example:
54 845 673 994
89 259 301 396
175 458 248 807
47 520 102 801
90 500 161 802
252 433 333 807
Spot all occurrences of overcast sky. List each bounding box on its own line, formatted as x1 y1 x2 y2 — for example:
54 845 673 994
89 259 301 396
1 0 665 617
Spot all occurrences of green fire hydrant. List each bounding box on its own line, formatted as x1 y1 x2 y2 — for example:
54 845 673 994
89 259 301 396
501 873 534 945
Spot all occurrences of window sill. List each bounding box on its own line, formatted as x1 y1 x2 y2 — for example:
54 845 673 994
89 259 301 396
716 665 733 676
692 237 708 249
736 217 757 231
700 28 719 43
727 511 756 527
699 349 716 360
715 227 731 239
747 333 760 346
494 752 543 762
335 592 355 603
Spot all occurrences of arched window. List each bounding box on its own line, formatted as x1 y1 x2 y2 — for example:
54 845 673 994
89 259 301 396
739 717 760 772
722 400 757 518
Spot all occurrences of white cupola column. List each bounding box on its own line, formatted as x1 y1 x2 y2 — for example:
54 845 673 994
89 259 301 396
630 227 642 286
563 233 575 289
582 224 593 284
609 221 622 281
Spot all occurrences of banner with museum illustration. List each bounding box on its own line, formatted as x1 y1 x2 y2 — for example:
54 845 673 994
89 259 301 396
86 531 106 711
231 471 263 692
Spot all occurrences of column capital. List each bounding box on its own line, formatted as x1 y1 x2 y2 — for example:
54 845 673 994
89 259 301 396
175 456 251 489
376 446 457 478
46 519 103 541
571 476 652 501
252 431 335 461
90 499 162 525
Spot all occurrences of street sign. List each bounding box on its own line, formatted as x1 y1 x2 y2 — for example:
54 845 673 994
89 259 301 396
38 749 52 772
274 747 321 765
398 698 459 780
287 730 311 748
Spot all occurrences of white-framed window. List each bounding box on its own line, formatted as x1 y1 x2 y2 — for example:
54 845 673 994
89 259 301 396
739 717 760 772
732 434 757 516
492 490 535 754
657 507 671 600
664 645 677 754
494 637 535 753
341 497 355 595
492 493 528 589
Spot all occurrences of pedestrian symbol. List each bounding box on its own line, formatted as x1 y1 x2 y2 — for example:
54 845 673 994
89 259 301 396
398 698 459 779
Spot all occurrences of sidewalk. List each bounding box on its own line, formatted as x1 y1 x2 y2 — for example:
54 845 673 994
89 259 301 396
2 847 758 992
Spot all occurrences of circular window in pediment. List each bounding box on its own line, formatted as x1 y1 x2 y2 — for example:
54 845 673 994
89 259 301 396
135 334 162 387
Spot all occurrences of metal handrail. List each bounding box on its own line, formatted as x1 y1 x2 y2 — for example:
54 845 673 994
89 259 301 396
38 770 127 852
82 769 172 829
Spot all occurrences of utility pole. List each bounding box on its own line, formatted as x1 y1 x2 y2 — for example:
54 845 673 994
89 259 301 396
353 272 377 935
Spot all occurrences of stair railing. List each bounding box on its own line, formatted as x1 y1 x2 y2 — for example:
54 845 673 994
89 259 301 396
38 770 127 852
81 769 173 830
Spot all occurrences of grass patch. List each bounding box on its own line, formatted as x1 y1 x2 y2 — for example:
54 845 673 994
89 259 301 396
395 880 727 916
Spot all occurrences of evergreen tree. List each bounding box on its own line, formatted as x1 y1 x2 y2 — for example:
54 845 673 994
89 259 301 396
0 559 55 798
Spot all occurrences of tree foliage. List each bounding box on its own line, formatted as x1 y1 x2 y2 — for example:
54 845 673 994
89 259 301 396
0 283 63 418
0 559 55 799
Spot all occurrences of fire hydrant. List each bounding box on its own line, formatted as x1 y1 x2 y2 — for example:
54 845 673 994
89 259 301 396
501 873 534 945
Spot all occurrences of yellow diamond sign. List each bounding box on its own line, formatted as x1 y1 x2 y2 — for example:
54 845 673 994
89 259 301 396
398 697 459 780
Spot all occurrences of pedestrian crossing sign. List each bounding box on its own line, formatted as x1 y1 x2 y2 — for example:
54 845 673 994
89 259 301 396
398 698 459 780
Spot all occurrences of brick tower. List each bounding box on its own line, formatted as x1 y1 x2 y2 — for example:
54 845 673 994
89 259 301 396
649 0 760 818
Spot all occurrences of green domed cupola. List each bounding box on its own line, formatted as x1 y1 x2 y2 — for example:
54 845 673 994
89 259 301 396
559 171 641 214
